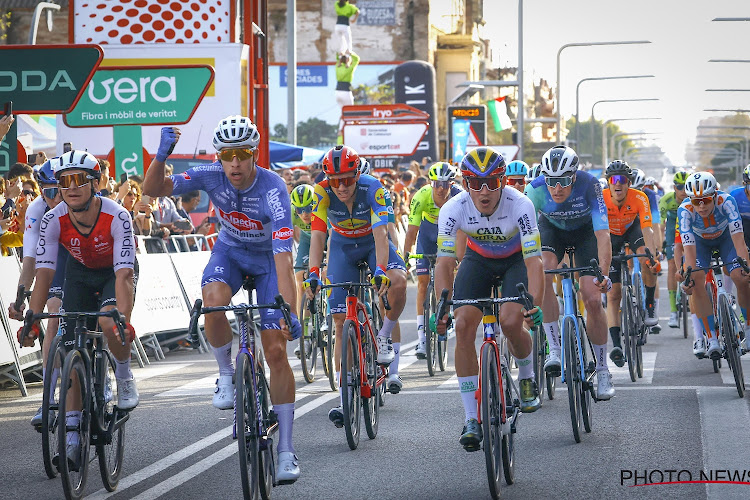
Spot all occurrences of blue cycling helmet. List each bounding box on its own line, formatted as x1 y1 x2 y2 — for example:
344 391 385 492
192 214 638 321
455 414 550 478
36 158 58 185
460 147 506 177
506 160 529 177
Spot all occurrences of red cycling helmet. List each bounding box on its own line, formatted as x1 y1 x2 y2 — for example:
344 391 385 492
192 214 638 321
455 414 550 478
322 145 360 175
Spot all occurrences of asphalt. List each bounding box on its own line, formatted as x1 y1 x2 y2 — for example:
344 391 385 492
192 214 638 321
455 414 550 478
2 280 750 499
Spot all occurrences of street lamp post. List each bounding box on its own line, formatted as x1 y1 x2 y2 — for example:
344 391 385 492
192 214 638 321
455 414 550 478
601 117 662 167
617 135 662 160
574 74 654 151
695 135 748 165
590 98 659 160
556 40 651 143
518 0 524 160
612 131 662 159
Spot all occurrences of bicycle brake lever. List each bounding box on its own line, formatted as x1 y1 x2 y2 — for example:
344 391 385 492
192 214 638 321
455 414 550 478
275 294 292 327
188 299 203 347
382 292 391 311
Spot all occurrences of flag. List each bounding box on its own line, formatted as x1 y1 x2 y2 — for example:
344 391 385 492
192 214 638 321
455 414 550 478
487 96 513 133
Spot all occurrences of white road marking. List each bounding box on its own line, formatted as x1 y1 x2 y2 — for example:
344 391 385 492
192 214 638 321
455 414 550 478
439 375 458 389
609 352 657 384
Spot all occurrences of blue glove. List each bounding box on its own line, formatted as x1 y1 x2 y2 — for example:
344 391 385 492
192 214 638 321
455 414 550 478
156 127 179 162
289 313 303 340
304 270 320 293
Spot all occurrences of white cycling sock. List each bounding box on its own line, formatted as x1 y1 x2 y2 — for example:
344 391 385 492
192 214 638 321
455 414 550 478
66 411 81 445
593 343 608 372
543 321 561 352
273 403 295 454
390 343 400 375
516 352 534 380
692 314 703 342
378 317 397 339
458 375 479 421
211 341 234 376
114 357 132 379
417 315 425 342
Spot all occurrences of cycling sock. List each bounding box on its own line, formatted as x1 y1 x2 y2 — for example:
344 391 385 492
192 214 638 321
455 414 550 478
390 342 400 375
66 411 81 445
378 316 397 339
609 327 621 348
273 403 295 454
516 352 533 379
645 286 656 307
700 315 716 340
114 358 132 379
458 375 479 421
741 307 749 326
49 368 59 405
417 315 425 342
669 291 677 312
593 343 608 372
542 321 561 351
211 341 234 376
692 314 703 342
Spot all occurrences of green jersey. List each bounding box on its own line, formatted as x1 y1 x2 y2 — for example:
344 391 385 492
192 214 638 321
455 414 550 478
658 191 681 223
408 184 462 226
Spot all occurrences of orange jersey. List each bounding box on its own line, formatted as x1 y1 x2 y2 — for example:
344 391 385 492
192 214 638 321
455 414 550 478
603 188 652 236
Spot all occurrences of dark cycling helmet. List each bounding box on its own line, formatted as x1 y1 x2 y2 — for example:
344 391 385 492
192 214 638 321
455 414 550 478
36 158 58 185
460 147 506 177
322 145 360 175
605 160 632 179
290 184 315 208
428 162 457 181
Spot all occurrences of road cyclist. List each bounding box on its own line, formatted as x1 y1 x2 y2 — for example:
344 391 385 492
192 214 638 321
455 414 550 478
142 116 303 483
659 170 690 328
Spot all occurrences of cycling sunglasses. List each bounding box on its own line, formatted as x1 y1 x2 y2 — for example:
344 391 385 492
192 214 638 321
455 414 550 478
217 147 255 162
58 172 93 190
431 180 452 189
674 183 685 191
545 174 575 188
691 196 714 206
327 175 357 188
608 175 629 185
465 176 503 191
42 187 59 199
506 177 526 186
295 206 313 214
22 189 35 196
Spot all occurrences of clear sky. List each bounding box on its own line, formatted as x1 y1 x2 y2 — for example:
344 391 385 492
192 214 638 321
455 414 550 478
483 0 750 165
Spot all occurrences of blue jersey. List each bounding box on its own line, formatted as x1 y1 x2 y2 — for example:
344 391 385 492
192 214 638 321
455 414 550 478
677 191 743 245
525 170 609 231
642 187 661 224
170 163 293 254
730 187 750 221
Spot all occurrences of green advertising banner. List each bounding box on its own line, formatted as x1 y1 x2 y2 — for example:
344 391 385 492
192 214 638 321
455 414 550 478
113 126 144 179
64 65 215 128
0 119 17 175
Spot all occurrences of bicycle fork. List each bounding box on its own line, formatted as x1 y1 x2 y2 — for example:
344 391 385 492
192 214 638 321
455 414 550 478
476 313 511 431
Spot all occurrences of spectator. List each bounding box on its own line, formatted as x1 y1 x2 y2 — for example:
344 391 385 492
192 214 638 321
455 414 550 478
28 151 47 167
133 194 171 253
421 156 433 171
0 179 22 256
97 159 117 198
292 168 311 185
117 179 141 215
333 0 359 54
393 170 414 205
0 114 14 143
277 168 294 193
413 175 429 191
177 191 201 221
335 51 360 132
21 177 40 199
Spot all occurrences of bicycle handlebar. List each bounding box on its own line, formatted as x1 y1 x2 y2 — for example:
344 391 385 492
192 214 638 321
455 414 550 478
187 299 203 346
14 284 27 312
22 308 128 346
543 258 605 280
188 295 293 335
317 281 392 311
683 257 750 285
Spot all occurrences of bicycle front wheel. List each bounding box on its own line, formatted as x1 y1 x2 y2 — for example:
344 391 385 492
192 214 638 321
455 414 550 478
362 329 380 440
42 335 65 479
480 343 502 499
299 295 317 383
531 325 545 405
316 299 331 378
326 311 337 391
562 316 582 443
579 318 593 434
341 320 361 450
719 295 745 398
622 289 637 383
96 351 125 491
424 282 437 376
236 352 260 500
680 290 689 339
58 350 91 500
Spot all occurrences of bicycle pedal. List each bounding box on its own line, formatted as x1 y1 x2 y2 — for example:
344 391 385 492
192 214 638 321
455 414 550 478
462 443 481 452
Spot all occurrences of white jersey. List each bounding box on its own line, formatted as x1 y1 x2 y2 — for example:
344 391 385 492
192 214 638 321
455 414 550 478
22 196 50 259
437 187 542 260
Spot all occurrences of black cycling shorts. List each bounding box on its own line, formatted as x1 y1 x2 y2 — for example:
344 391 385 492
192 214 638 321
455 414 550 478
59 257 139 350
452 248 528 311
609 222 646 284
48 245 69 300
538 215 598 276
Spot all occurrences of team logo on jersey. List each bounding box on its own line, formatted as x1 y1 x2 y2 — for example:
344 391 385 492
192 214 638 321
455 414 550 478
181 172 191 180
218 208 264 231
374 187 387 206
272 227 293 240
338 218 368 229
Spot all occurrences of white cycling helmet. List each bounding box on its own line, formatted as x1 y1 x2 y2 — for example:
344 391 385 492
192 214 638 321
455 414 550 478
526 164 542 182
630 168 646 189
359 158 371 175
644 176 657 187
53 150 101 180
598 178 608 190
685 171 717 198
428 162 457 181
212 115 261 151
540 145 579 177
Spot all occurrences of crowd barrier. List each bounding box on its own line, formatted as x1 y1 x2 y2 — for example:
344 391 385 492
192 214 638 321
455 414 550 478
0 234 223 396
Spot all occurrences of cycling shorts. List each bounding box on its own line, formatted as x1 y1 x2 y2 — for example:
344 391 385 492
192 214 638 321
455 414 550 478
60 257 139 350
295 231 311 269
665 216 676 261
415 222 438 276
326 238 406 315
201 240 285 330
695 228 741 274
49 245 69 300
609 222 646 284
538 216 598 276
452 248 527 312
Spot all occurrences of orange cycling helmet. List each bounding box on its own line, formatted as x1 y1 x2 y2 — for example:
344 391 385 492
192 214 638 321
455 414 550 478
322 145 360 175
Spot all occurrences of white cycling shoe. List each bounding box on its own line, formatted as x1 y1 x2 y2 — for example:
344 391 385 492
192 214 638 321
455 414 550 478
693 338 707 358
213 375 234 410
415 340 426 359
277 451 300 484
376 336 395 365
544 350 561 375
117 377 139 411
668 312 679 328
387 373 403 394
596 370 615 400
707 338 721 360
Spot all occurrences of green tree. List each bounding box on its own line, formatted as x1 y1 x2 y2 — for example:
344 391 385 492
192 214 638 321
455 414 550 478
296 117 338 148
269 123 288 142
